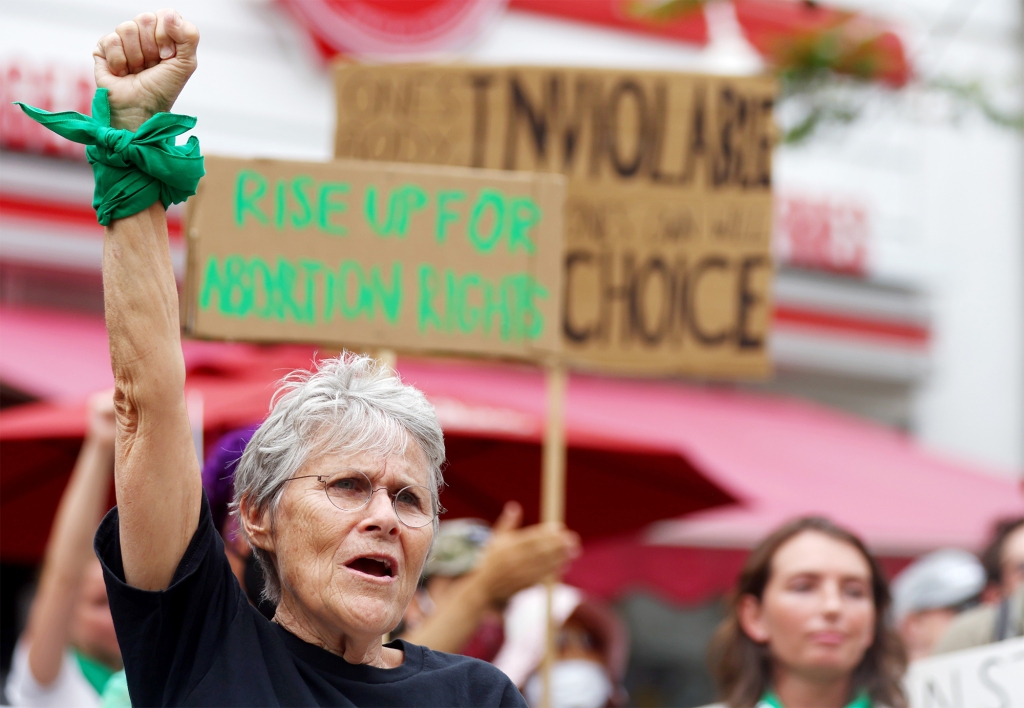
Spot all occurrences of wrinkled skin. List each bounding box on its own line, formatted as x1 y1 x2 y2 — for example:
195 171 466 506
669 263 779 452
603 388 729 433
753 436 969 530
243 444 434 668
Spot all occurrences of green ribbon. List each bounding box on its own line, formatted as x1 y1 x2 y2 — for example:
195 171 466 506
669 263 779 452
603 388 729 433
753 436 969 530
14 87 204 225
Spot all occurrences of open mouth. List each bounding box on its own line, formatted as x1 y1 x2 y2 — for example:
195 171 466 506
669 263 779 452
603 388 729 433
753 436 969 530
346 556 395 578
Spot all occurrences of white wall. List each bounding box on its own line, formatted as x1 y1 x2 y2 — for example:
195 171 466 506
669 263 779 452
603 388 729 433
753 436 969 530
848 0 1024 474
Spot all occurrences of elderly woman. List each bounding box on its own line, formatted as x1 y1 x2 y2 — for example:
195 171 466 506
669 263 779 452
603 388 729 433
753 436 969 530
61 9 540 706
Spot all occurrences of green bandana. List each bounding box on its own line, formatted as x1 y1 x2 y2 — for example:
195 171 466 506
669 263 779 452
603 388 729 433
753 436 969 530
14 87 204 225
74 650 116 695
760 690 872 708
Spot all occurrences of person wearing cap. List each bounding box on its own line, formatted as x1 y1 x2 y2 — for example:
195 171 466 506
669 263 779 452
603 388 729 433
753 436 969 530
933 517 1024 654
400 508 627 708
401 503 580 661
889 549 984 661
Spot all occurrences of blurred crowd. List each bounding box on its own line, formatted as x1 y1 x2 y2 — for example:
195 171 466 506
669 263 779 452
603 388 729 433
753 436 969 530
5 394 1023 707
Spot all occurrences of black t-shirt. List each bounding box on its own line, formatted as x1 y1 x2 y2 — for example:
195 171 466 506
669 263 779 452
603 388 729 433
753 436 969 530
95 493 526 707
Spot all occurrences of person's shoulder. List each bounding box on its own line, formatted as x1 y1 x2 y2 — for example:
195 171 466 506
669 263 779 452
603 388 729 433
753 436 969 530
414 642 510 680
5 641 101 707
396 641 525 707
932 602 998 654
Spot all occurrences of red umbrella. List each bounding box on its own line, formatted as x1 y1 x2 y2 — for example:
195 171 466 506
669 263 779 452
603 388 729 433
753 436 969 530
0 307 737 562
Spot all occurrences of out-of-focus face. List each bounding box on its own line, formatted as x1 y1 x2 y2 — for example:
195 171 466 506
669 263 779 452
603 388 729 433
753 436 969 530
268 444 434 643
898 608 957 662
739 531 876 682
70 559 121 668
1000 525 1024 598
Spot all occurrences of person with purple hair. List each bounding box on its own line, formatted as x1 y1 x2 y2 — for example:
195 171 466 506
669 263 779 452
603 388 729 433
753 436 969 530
200 425 276 619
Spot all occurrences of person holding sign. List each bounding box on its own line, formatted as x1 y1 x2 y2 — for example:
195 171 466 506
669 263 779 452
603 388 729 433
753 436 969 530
16 10 525 706
705 518 907 708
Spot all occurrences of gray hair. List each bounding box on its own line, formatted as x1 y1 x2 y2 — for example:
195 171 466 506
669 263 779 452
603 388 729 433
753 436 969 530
232 352 446 604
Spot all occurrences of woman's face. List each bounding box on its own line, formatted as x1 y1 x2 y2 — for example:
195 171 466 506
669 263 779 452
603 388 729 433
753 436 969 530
739 530 876 682
70 559 121 668
265 443 434 643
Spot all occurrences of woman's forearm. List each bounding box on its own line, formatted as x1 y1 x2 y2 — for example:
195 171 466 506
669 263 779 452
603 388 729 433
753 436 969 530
104 203 185 403
403 574 493 654
105 204 201 590
25 436 114 685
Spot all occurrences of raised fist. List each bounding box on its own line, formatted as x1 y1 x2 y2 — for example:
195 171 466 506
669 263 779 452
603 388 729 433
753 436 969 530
86 388 117 448
93 9 199 131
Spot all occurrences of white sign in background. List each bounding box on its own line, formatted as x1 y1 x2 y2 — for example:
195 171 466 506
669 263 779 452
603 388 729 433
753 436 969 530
905 637 1024 708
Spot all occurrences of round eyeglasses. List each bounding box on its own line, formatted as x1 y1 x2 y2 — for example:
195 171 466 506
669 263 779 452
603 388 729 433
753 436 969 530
288 470 441 528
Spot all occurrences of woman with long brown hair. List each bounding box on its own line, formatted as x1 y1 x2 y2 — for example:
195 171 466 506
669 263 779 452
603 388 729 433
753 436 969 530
707 517 907 708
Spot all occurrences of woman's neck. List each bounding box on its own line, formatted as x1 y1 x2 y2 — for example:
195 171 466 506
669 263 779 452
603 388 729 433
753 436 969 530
273 598 401 668
772 667 853 708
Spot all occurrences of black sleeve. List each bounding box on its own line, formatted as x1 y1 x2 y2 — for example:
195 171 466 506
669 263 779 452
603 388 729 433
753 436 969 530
95 491 248 706
501 680 528 708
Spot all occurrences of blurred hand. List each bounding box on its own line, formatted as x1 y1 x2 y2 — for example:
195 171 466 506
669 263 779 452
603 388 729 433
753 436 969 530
86 389 116 448
473 501 581 606
93 9 199 131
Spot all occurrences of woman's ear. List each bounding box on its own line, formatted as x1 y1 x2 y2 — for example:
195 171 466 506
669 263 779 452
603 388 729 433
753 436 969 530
239 496 274 554
738 593 771 644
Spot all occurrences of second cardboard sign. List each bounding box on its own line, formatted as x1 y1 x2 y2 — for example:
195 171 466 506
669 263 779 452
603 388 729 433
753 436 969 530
334 64 776 378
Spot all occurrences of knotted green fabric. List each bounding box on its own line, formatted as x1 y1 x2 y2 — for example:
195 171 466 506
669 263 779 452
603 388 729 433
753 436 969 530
14 87 204 225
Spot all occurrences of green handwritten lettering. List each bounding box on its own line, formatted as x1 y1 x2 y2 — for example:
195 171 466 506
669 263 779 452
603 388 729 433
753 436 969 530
298 260 322 323
318 183 350 236
457 273 482 333
417 264 444 332
291 176 314 229
436 190 465 243
274 181 286 230
235 170 269 227
249 257 276 318
508 197 540 254
364 186 394 236
392 185 428 236
481 278 511 340
337 261 367 320
468 189 505 254
199 256 225 311
369 263 402 324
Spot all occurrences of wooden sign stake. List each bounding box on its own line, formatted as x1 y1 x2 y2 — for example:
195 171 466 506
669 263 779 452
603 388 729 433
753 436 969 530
376 348 398 371
540 361 567 708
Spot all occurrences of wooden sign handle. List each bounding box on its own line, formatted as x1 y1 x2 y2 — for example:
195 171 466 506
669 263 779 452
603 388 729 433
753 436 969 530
540 361 567 708
376 348 398 370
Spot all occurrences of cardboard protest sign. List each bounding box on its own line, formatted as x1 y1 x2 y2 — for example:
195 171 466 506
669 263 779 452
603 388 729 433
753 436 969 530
183 155 565 360
905 637 1024 707
333 65 776 377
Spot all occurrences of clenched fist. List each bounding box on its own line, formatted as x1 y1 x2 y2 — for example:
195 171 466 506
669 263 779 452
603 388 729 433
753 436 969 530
93 9 199 131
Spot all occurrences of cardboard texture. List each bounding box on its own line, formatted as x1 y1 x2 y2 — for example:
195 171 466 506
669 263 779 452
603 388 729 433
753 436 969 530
333 65 776 377
183 155 565 361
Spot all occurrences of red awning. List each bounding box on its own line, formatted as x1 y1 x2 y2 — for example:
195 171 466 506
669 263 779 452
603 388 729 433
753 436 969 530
0 306 735 562
2 306 1018 606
